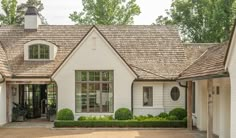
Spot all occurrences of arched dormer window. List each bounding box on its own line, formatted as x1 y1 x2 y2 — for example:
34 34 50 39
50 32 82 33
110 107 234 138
24 40 58 61
29 44 49 59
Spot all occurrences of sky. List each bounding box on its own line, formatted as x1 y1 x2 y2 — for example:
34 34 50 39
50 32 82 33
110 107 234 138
0 0 172 25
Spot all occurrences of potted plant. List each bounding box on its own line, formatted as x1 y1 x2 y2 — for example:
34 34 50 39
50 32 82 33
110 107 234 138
12 102 27 122
47 103 57 122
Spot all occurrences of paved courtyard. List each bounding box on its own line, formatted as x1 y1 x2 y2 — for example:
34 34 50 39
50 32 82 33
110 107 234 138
0 127 208 138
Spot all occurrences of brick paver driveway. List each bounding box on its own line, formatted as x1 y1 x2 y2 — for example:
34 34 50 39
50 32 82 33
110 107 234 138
0 128 207 138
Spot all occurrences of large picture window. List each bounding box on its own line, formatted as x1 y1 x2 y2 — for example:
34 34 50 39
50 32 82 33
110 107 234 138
29 44 49 59
143 87 153 106
75 71 113 113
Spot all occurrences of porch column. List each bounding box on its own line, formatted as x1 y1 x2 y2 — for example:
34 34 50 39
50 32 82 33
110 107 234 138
6 83 10 123
207 79 213 138
187 81 193 130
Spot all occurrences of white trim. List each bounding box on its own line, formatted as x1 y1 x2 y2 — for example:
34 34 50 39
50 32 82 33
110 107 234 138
52 27 137 79
24 40 58 61
225 26 236 69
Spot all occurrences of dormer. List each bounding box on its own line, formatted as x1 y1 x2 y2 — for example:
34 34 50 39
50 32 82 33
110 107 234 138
24 40 58 61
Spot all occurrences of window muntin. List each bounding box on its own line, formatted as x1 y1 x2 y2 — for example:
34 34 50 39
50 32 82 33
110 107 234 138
75 71 113 113
29 44 49 59
143 87 153 106
170 87 180 101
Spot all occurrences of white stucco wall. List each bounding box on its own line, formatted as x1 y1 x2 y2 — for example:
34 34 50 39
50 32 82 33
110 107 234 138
133 81 185 116
195 78 230 138
53 29 136 119
24 15 41 30
0 82 6 125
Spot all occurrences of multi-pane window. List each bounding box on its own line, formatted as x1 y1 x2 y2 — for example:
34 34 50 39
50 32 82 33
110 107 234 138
75 71 113 113
29 44 49 59
143 87 153 106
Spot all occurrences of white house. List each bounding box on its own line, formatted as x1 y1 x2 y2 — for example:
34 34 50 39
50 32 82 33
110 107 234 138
1 6 236 138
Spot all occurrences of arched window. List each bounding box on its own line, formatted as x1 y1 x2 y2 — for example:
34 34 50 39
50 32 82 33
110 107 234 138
29 44 49 59
170 87 180 101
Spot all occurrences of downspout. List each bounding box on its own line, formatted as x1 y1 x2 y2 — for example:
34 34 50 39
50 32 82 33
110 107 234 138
179 82 188 110
131 81 134 113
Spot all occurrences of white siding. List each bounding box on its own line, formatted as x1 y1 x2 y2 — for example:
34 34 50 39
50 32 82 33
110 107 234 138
133 82 164 116
0 82 6 125
53 29 136 119
163 82 185 112
133 81 185 116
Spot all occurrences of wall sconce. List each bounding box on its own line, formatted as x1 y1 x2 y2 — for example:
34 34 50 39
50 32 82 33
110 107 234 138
12 87 17 96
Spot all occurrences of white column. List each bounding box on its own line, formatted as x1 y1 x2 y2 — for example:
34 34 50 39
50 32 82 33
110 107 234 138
230 75 236 138
219 78 230 138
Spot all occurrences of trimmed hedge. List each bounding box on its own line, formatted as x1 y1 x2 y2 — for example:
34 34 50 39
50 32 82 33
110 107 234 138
54 120 187 128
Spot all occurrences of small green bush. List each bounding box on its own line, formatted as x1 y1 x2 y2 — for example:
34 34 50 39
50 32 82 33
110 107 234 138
183 117 187 122
115 108 132 120
158 112 169 118
168 115 178 120
54 120 187 128
56 108 74 120
169 108 187 120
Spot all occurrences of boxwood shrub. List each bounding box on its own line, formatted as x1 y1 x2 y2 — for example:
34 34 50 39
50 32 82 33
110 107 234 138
56 108 74 120
115 108 132 120
54 120 187 128
169 108 187 120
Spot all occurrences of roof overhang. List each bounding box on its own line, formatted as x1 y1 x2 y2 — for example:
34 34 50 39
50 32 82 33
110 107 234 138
177 72 229 82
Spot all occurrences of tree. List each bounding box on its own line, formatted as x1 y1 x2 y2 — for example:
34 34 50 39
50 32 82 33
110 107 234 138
69 0 141 25
16 0 47 24
0 0 17 25
154 0 236 43
0 0 46 25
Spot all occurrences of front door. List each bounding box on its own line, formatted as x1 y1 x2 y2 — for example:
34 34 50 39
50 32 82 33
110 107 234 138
19 84 47 118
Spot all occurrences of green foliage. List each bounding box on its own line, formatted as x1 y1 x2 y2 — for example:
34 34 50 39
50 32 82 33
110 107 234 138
0 0 46 25
169 108 187 120
183 117 187 122
54 120 187 128
78 115 113 121
115 108 133 120
158 112 169 118
69 0 141 25
154 0 236 43
56 108 74 121
167 115 178 120
0 0 17 25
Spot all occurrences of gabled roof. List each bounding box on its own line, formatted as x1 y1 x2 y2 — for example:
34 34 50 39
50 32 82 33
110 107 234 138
0 25 187 80
179 42 229 80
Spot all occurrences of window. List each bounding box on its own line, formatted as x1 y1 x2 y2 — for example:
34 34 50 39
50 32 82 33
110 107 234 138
143 87 153 106
29 44 49 59
75 71 113 113
171 87 180 101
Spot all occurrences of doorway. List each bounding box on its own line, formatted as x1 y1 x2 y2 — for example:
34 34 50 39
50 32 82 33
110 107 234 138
18 84 57 119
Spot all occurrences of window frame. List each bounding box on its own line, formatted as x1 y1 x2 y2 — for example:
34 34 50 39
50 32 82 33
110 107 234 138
143 86 153 107
28 44 50 60
75 70 114 113
170 86 180 101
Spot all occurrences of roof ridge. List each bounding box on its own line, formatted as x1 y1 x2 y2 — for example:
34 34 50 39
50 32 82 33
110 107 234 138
179 48 209 78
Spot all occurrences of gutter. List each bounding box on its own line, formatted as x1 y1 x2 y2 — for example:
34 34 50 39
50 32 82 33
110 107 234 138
131 81 134 113
178 82 188 110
